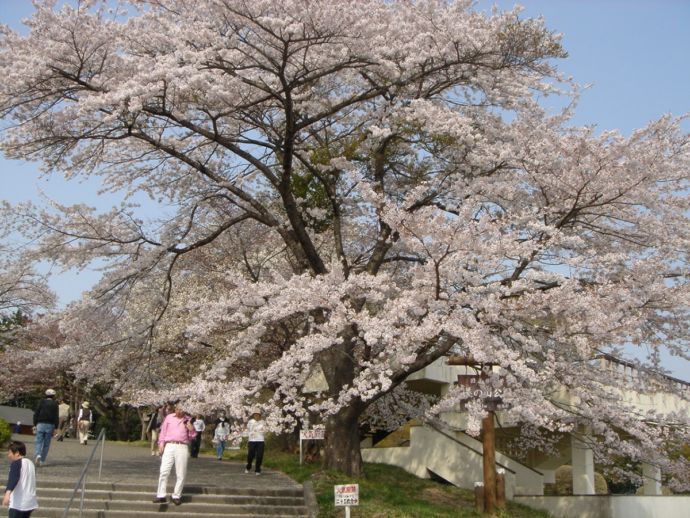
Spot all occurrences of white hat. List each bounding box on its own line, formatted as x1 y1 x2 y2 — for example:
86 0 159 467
251 408 262 416
82 401 90 408
45 389 56 397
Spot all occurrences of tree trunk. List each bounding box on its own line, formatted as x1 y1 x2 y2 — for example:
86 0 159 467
323 405 364 477
274 429 300 453
319 325 366 477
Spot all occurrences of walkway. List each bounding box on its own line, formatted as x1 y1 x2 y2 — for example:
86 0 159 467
2 433 301 492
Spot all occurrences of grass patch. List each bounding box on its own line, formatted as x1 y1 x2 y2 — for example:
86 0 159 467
263 449 551 518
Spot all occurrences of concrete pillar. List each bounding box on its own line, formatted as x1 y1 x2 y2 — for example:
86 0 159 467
571 435 595 494
642 463 662 495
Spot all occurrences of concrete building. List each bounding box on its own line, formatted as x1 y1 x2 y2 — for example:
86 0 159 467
361 355 690 500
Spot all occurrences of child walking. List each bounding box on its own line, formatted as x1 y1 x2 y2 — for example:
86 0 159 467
3 441 38 518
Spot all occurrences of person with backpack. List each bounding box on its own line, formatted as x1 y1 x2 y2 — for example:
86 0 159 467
76 402 93 445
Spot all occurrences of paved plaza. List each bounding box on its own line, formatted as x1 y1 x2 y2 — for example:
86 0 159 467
2 433 300 492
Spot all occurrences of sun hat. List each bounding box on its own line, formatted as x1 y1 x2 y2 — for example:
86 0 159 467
82 401 90 408
45 388 56 396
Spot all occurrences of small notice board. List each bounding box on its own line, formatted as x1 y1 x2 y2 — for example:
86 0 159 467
334 483 359 506
300 427 325 441
299 426 325 465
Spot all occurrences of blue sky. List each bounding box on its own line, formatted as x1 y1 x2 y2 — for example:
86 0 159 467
1 1 689 378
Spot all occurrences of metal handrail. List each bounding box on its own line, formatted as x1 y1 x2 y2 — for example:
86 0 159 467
60 428 106 518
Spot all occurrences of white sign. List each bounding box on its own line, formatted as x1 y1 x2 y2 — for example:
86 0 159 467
300 427 325 440
334 484 359 506
299 426 325 465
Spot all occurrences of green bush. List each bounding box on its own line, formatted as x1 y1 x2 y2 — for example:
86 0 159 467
0 419 11 447
555 465 608 495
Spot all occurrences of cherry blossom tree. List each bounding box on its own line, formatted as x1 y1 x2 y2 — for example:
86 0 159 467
0 222 56 385
0 225 55 316
1 0 689 479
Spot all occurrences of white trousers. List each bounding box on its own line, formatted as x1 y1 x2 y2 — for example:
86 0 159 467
156 443 189 498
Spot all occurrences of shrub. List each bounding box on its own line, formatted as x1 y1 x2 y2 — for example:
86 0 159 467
0 419 11 447
555 465 609 495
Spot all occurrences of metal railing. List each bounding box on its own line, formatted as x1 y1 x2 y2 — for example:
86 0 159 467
60 428 106 518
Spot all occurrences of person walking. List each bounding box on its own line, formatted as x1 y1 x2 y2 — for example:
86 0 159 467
245 409 265 475
146 406 165 456
213 414 230 461
190 415 205 459
76 402 93 445
3 441 38 517
152 404 196 506
32 389 58 467
55 400 70 442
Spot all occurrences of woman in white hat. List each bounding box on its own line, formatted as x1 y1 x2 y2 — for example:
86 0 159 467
77 402 93 445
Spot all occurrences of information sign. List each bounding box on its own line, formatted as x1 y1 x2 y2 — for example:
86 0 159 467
299 426 325 465
334 484 359 506
300 427 325 440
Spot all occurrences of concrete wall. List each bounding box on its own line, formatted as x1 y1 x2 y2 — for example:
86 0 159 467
362 424 544 498
362 427 518 498
434 426 543 496
514 495 690 518
406 357 469 384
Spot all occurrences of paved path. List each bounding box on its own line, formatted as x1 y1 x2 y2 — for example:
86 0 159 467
2 433 300 492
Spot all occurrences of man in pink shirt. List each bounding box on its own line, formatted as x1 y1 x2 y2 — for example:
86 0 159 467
152 403 197 505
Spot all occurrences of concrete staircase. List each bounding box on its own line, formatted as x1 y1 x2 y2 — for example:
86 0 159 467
32 479 310 517
362 421 544 497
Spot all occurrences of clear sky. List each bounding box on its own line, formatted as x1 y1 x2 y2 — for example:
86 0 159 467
1 1 689 378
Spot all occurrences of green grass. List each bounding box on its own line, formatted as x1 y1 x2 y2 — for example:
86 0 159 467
261 449 551 518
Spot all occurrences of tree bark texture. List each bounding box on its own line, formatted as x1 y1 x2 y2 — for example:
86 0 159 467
323 405 364 477
319 329 364 476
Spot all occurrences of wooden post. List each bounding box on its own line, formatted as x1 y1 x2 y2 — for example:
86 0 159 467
496 469 506 509
482 411 497 514
474 482 485 512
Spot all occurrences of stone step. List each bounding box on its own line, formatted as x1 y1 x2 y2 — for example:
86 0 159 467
38 479 303 497
34 497 308 516
31 507 308 518
37 488 305 506
34 477 311 517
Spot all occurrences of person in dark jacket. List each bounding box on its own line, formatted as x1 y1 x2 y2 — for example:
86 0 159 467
32 389 59 466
